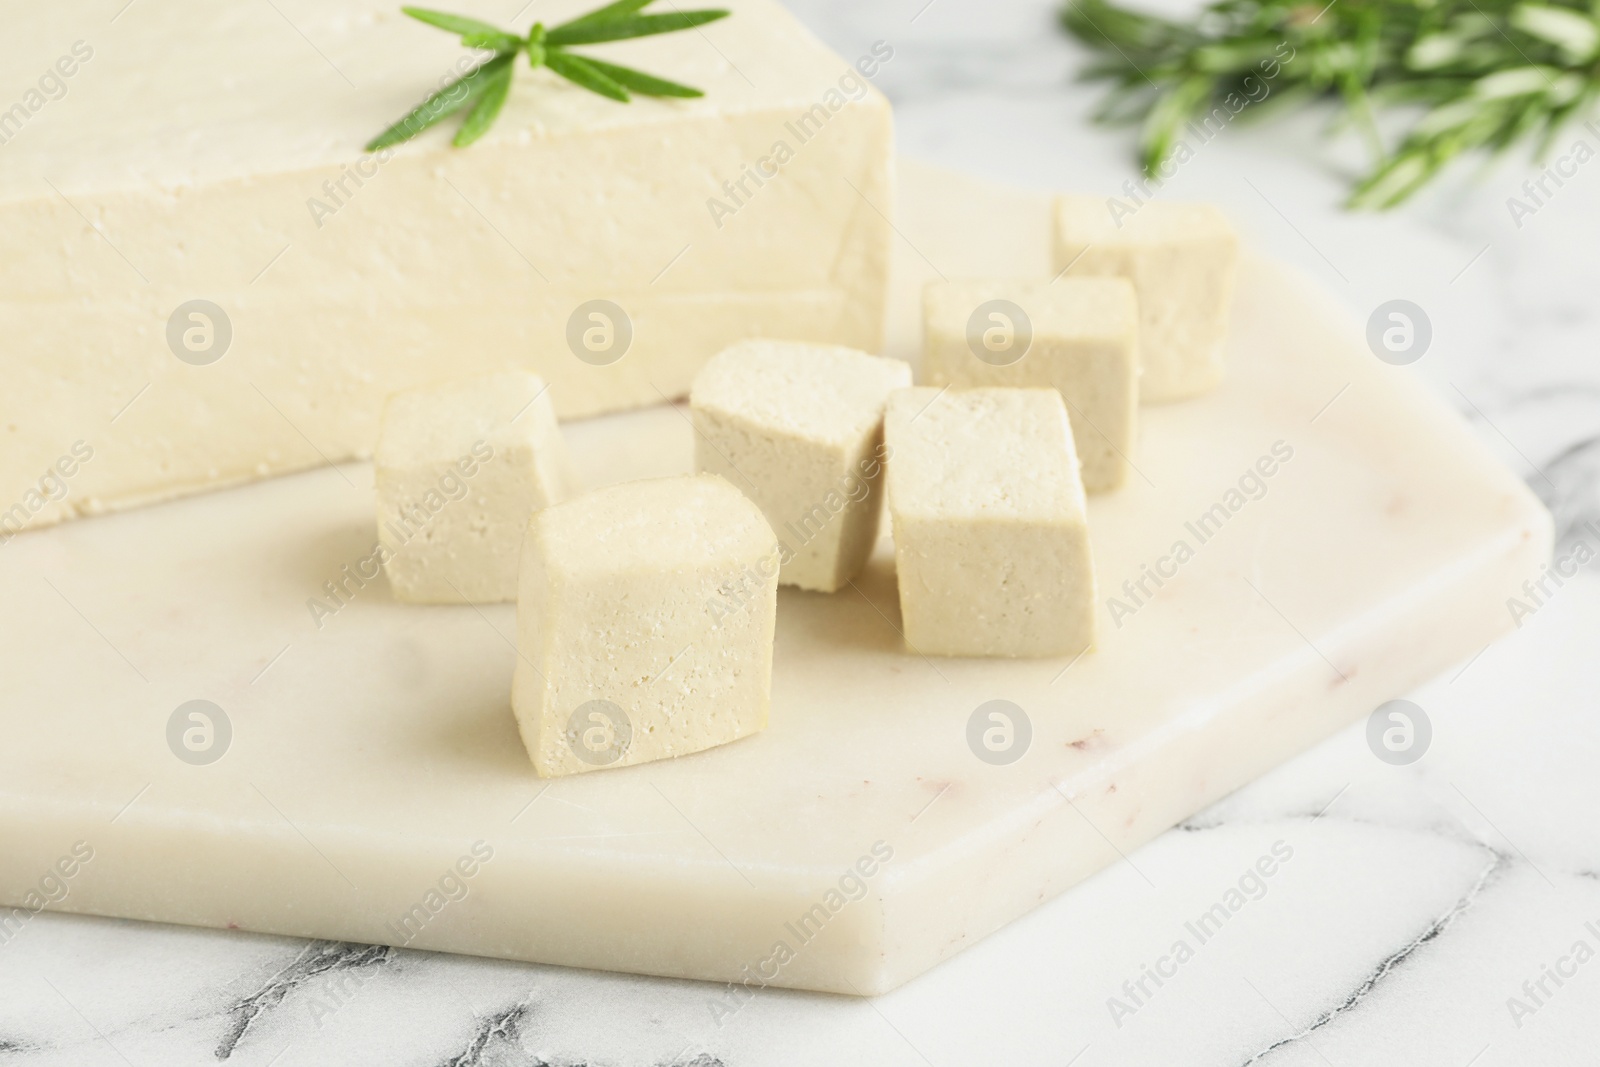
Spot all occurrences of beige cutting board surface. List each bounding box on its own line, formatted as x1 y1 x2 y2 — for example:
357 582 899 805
0 160 1550 995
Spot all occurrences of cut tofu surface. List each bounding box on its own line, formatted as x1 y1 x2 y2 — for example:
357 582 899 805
376 372 560 468
691 340 909 591
885 386 1097 659
513 473 779 776
691 340 913 449
374 371 576 604
921 277 1137 493
0 0 893 534
533 472 779 576
3 1 877 194
885 386 1088 522
1053 194 1237 403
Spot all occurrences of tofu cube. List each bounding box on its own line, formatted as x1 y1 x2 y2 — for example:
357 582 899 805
1053 196 1238 403
922 277 1138 493
885 387 1097 658
690 340 911 592
375 371 577 604
513 474 779 777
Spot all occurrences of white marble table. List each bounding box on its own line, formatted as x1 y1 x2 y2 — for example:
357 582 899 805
6 0 1600 1063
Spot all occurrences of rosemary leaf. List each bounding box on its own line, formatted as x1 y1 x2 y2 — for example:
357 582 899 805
544 10 729 48
364 52 513 151
579 56 705 97
551 0 656 31
453 62 515 146
402 7 514 43
544 49 631 102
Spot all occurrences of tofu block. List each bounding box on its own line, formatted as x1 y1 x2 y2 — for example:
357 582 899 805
375 372 576 604
885 387 1096 658
1053 196 1238 403
1 0 892 536
922 278 1138 493
513 474 779 777
691 340 911 592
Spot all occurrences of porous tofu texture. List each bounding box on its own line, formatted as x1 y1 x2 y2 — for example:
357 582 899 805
0 0 895 536
922 277 1138 493
513 474 780 777
886 387 1097 658
375 371 577 604
1053 195 1238 403
691 340 911 592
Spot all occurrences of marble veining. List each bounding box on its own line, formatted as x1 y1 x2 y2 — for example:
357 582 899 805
1232 848 1505 1067
216 943 393 1060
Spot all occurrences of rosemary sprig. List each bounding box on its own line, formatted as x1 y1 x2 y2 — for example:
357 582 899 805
1061 0 1600 207
368 0 729 151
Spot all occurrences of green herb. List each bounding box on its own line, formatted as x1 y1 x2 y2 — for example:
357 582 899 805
367 0 729 151
1061 0 1600 207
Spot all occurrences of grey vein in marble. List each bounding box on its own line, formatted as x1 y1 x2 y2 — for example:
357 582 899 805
436 1000 530 1067
1235 848 1507 1066
216 942 393 1060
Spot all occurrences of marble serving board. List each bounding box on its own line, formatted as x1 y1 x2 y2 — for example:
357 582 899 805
0 161 1550 996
